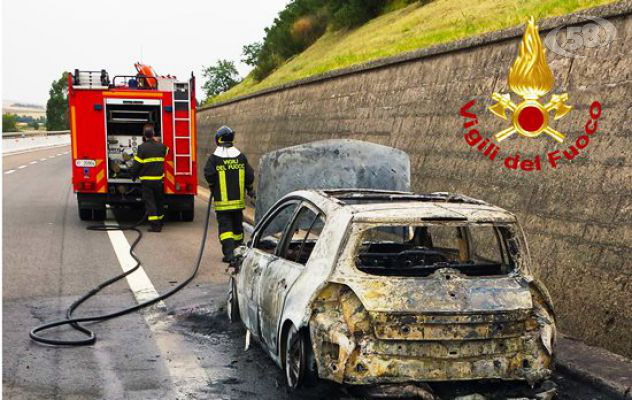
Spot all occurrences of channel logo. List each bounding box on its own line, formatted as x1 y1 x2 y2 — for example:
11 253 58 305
459 17 602 172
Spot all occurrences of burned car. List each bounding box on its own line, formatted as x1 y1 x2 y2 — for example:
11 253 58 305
227 189 556 390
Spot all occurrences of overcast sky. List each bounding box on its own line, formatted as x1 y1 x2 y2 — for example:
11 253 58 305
2 0 289 105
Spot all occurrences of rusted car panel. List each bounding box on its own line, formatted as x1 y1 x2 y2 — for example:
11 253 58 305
231 190 556 389
332 275 534 314
308 284 553 385
276 210 353 342
349 205 517 224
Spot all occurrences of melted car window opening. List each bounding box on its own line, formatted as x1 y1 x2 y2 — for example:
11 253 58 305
281 207 325 265
355 223 515 277
254 203 299 254
296 213 320 263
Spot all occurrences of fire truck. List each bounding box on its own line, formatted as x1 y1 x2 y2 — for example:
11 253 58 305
68 64 197 221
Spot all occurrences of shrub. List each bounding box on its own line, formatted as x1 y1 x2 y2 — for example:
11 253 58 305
251 0 388 81
291 15 327 44
3 113 18 132
328 0 384 30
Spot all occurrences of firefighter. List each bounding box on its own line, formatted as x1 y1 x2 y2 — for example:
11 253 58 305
131 124 169 232
204 126 255 262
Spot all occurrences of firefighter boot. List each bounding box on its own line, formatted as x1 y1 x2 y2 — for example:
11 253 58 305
148 221 162 232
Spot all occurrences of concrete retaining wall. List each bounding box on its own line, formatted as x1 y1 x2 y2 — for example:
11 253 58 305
197 2 632 357
3 132 71 154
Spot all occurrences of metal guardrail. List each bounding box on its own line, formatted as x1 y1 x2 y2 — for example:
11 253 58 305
2 130 70 139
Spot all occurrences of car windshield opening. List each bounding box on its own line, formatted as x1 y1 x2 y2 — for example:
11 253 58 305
355 223 517 277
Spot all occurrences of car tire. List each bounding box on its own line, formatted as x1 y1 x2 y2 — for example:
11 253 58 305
284 325 317 389
226 277 240 323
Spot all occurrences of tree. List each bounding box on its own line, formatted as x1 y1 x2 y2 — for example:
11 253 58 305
46 72 69 131
31 121 40 130
241 42 263 67
2 114 18 132
201 60 240 100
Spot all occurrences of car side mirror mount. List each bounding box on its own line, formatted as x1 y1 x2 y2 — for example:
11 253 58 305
257 238 278 251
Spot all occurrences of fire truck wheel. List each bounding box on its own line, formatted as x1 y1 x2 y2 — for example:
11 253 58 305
181 209 194 222
92 209 106 221
167 210 182 222
78 207 106 221
78 208 92 221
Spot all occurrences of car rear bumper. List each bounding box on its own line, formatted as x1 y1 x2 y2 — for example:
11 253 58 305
341 339 553 384
308 285 553 386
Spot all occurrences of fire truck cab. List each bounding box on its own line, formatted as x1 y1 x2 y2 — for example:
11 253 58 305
68 66 197 221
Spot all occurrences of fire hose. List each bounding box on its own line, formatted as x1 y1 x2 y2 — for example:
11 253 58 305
29 198 212 346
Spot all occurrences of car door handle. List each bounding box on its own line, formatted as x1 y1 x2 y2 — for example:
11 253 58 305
278 279 287 289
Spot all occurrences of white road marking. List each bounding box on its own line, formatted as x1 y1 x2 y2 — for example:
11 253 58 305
57 153 63 156
105 223 210 395
18 165 27 169
106 228 167 307
29 161 38 165
48 156 55 159
40 158 47 161
5 170 16 175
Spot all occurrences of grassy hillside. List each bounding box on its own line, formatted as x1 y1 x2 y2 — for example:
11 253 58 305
209 0 616 104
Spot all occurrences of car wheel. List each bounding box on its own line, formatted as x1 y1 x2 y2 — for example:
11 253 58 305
226 277 240 323
285 325 311 390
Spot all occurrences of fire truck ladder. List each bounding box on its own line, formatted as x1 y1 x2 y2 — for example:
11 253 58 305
172 82 192 175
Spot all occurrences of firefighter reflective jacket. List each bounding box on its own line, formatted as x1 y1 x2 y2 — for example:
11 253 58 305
204 146 254 212
130 140 169 181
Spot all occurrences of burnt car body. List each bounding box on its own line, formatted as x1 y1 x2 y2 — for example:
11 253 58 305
228 189 556 390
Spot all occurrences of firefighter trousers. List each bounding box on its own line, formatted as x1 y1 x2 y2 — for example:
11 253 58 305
141 181 165 229
216 210 244 257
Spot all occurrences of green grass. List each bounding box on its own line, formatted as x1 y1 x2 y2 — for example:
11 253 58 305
208 0 616 105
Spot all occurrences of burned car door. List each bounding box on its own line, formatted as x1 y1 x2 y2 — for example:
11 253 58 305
258 203 325 353
239 200 300 337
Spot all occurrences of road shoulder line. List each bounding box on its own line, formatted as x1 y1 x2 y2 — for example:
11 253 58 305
105 224 210 395
106 228 167 309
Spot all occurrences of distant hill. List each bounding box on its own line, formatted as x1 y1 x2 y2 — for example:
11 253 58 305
210 0 617 104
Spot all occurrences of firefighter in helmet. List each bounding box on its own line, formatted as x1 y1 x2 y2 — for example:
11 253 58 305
204 126 255 262
130 124 169 232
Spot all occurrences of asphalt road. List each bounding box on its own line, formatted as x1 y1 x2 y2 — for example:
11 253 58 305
2 146 618 400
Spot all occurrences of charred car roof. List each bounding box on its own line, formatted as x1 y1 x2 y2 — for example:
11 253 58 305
280 189 516 223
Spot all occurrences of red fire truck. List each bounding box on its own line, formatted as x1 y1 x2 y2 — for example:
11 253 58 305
68 64 197 221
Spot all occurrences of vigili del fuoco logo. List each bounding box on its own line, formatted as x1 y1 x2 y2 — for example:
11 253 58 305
460 17 602 171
